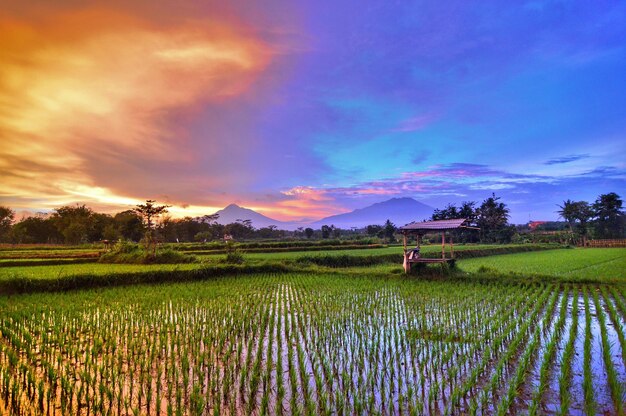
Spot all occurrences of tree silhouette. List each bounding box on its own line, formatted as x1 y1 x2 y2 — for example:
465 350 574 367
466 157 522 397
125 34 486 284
134 200 170 255
557 199 579 233
476 194 510 243
593 192 624 238
0 206 14 243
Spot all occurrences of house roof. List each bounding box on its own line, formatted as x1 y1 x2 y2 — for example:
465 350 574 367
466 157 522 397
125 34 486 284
399 218 469 232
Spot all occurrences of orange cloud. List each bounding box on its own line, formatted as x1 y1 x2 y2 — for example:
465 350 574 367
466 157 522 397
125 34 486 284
268 186 346 220
0 8 272 213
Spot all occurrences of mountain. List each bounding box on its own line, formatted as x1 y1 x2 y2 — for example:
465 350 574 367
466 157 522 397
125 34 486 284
212 204 290 229
311 197 434 229
210 198 434 231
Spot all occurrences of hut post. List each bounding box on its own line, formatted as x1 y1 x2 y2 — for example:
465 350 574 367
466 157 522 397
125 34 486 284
450 235 454 258
441 232 445 259
402 232 410 274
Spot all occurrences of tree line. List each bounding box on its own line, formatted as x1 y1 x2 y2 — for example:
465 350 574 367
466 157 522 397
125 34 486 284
0 192 622 245
427 192 624 244
0 201 288 244
556 192 625 243
428 194 514 243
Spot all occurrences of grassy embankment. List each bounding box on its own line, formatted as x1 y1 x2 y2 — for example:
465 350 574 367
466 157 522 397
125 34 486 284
0 244 561 294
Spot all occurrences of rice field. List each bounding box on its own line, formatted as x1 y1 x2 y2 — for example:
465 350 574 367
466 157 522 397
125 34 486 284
195 244 535 261
1 271 625 415
459 248 626 282
0 262 201 283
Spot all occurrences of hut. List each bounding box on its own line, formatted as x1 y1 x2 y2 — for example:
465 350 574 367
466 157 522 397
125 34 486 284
398 219 478 273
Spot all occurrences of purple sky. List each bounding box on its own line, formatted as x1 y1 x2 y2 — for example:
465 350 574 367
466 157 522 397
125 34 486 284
1 0 625 223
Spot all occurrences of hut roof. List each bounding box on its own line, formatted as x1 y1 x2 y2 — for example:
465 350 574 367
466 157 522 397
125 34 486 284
399 218 469 233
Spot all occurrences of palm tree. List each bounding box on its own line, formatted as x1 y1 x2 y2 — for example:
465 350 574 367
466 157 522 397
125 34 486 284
557 199 578 232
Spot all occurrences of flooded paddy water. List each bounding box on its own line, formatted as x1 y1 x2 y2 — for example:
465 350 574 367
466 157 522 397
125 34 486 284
0 274 624 415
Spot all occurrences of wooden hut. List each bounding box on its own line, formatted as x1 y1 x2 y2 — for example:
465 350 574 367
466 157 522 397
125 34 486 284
398 219 478 273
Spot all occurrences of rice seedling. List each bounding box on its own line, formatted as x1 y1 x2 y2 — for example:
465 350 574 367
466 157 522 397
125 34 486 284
0 268 623 415
528 287 569 415
558 288 578 415
582 286 596 415
592 288 624 415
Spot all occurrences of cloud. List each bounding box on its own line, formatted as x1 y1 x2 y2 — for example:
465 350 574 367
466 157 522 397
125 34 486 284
0 7 272 212
544 154 590 165
277 161 626 221
400 163 502 180
392 112 439 132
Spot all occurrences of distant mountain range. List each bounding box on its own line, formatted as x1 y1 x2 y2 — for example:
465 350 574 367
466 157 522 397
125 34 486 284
310 197 433 229
210 198 434 230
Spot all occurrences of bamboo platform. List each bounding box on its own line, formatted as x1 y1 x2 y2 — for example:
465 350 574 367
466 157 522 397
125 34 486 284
399 219 478 273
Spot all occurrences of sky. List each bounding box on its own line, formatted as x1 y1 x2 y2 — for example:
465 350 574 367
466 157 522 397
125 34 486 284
0 0 625 224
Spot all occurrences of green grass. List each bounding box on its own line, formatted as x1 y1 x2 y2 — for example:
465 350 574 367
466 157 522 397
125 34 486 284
459 248 626 282
0 258 98 268
0 262 201 281
0 249 100 259
194 243 545 260
0 244 596 294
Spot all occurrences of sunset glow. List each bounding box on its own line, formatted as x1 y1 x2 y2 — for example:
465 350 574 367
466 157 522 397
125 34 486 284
0 6 272 216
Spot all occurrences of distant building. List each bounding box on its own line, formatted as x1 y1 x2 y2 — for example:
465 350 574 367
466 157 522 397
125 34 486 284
528 221 548 231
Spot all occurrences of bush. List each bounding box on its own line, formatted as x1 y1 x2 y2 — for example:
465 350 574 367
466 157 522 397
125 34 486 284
223 242 244 264
152 249 196 264
110 240 138 254
99 241 196 264
171 238 379 251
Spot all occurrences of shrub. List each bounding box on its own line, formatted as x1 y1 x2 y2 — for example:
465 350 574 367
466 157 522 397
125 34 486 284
223 242 244 264
151 249 196 264
99 241 196 264
115 240 140 253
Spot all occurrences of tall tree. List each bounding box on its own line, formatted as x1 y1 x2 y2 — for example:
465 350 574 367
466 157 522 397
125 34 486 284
134 200 170 231
51 205 95 244
459 201 478 225
134 200 170 254
0 206 14 242
458 201 479 242
557 199 578 233
573 201 593 245
113 210 144 241
593 192 624 238
199 214 219 224
366 224 383 237
476 194 511 243
557 199 593 244
430 201 478 243
431 203 459 221
11 216 61 244
383 219 396 243
224 220 254 239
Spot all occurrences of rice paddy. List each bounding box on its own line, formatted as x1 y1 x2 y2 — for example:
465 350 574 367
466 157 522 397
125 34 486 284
459 248 626 283
1 275 625 414
0 247 625 415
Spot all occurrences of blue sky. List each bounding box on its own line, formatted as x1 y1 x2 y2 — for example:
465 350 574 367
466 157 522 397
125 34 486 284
244 0 626 222
1 0 625 223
